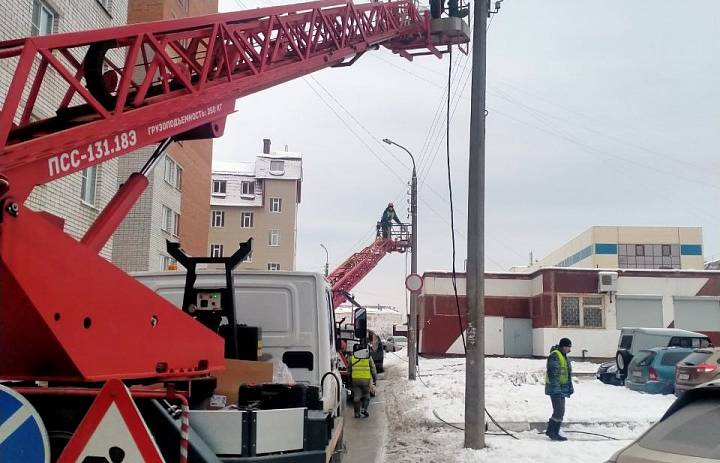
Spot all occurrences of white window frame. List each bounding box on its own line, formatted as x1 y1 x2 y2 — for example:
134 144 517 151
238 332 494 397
269 160 285 175
172 211 180 237
269 197 282 213
269 229 280 247
80 166 98 206
211 210 225 228
32 0 55 36
558 294 605 329
161 205 172 233
212 180 227 196
161 254 178 271
241 181 255 196
243 251 253 263
267 262 281 271
241 212 254 228
210 244 224 258
164 157 176 187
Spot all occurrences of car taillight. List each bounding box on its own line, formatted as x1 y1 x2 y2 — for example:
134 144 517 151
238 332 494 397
696 363 717 373
648 367 658 381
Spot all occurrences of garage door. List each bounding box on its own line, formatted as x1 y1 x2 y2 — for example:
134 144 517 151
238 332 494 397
674 297 720 332
616 296 663 329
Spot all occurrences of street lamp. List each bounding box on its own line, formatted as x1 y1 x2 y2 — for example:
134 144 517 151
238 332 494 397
382 137 418 381
320 243 329 277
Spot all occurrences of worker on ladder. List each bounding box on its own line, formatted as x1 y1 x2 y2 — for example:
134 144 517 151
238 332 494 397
379 203 401 239
350 344 377 418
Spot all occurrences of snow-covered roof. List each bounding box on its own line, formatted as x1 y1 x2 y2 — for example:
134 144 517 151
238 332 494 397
212 161 255 175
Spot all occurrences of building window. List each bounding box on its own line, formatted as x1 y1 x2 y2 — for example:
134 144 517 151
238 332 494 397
241 212 254 228
164 157 183 190
161 254 178 271
32 0 55 36
164 157 182 190
212 180 227 195
210 244 224 258
269 160 285 174
243 251 253 263
173 211 180 237
559 295 604 329
241 181 255 196
269 229 280 247
80 166 97 205
161 205 172 232
211 210 224 227
618 243 680 269
270 197 282 213
268 263 281 271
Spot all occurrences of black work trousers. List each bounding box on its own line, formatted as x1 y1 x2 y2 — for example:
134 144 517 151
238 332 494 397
550 396 565 422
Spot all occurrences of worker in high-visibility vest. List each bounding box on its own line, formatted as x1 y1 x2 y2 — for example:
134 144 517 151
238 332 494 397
350 344 378 418
544 337 574 441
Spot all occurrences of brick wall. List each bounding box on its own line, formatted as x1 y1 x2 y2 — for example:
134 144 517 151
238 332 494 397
0 0 130 260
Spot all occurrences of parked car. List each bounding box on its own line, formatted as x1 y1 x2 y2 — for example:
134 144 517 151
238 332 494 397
624 347 693 395
607 380 720 462
674 347 720 397
615 327 710 381
596 361 623 386
384 336 407 352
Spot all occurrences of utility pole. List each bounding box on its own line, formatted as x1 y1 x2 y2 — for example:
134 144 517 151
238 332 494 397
320 244 329 277
382 138 417 380
465 0 489 450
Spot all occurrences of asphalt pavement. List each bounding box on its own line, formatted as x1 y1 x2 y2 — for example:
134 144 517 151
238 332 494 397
342 385 387 463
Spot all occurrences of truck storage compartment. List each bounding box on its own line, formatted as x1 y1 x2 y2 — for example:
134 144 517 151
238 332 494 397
237 384 323 410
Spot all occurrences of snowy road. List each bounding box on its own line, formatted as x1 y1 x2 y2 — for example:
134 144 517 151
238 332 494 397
380 352 676 462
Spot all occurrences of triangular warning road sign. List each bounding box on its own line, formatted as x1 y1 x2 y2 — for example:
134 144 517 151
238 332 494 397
58 379 165 463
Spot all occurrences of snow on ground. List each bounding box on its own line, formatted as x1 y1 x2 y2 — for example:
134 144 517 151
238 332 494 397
379 351 677 463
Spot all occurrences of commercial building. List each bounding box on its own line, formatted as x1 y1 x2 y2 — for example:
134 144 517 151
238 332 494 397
0 0 130 260
528 226 704 271
111 0 217 272
208 140 302 271
419 225 717 359
419 268 720 359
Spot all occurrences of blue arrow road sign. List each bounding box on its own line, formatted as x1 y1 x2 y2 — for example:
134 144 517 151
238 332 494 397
0 385 50 463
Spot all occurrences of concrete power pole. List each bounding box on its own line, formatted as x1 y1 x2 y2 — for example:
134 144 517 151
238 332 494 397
465 0 489 450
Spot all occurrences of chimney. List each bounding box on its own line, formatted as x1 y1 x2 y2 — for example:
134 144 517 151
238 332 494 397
263 138 271 154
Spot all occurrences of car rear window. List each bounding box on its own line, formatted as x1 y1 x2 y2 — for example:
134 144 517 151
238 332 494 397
660 352 691 366
638 398 720 459
631 351 655 367
681 352 713 366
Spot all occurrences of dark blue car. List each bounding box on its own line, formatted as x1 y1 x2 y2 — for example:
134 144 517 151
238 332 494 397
625 347 694 395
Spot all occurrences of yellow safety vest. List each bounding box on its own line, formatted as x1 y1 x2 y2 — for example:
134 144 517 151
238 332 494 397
351 355 372 381
545 350 569 385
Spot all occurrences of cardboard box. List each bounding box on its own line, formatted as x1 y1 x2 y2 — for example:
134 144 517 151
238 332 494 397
215 359 273 405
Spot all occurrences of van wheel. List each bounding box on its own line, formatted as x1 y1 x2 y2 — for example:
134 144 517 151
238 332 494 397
616 351 631 379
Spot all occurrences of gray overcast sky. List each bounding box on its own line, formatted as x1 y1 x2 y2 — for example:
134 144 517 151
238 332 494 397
214 0 720 314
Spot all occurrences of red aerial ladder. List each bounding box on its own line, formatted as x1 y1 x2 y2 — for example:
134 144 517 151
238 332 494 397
328 223 410 308
0 1 466 460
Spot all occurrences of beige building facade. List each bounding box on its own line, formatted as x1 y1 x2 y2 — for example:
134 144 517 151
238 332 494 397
528 226 705 271
209 140 301 271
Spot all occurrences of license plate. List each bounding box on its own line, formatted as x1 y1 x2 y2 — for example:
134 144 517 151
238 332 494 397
679 373 690 380
633 371 641 377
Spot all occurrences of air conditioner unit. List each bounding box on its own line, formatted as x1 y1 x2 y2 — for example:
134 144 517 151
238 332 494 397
598 271 618 293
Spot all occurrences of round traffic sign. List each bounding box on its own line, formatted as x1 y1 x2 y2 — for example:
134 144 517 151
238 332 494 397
0 385 50 463
405 273 423 293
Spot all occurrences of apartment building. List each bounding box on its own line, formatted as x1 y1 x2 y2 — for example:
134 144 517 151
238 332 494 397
111 0 217 272
0 0 129 260
209 140 302 271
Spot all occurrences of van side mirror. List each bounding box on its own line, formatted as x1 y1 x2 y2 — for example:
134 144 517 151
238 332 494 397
354 307 367 340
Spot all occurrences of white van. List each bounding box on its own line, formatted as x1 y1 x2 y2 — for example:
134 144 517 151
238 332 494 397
134 270 345 462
